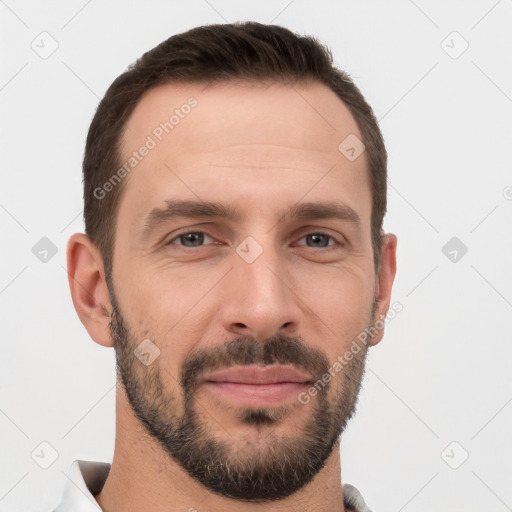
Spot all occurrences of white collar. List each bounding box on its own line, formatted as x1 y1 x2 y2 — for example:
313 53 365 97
53 460 109 512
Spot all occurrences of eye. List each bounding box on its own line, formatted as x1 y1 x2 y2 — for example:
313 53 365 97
167 231 216 248
295 232 341 249
166 230 343 250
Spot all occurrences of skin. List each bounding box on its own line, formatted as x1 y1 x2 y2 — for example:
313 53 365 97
67 80 397 512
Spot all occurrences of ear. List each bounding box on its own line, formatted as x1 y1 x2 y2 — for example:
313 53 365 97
66 233 113 347
369 233 397 347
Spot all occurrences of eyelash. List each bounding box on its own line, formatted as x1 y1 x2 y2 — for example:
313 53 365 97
166 230 344 250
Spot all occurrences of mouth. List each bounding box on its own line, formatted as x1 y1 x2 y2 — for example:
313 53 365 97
202 365 313 406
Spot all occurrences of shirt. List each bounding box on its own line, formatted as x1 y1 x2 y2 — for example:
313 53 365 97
52 460 374 512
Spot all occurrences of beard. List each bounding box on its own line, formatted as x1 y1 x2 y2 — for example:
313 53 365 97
108 287 374 502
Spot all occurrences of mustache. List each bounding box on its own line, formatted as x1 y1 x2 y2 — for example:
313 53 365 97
181 334 330 395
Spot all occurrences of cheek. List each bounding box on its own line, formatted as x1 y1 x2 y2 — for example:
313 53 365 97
296 261 374 356
116 267 216 367
113 251 205 328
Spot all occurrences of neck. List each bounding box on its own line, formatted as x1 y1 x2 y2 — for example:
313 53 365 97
95 386 346 512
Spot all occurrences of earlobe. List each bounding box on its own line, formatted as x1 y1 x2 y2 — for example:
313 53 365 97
66 233 113 347
369 233 398 346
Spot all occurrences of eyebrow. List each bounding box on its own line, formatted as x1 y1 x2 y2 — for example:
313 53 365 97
140 199 361 240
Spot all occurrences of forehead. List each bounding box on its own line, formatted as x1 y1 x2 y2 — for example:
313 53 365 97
115 80 371 234
121 80 363 160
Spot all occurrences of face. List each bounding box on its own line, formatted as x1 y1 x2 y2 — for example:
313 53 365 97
106 80 384 501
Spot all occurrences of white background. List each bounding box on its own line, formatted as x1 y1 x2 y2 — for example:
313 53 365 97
1 1 511 511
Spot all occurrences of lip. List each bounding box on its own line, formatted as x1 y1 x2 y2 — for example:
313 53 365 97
201 365 312 406
203 365 312 385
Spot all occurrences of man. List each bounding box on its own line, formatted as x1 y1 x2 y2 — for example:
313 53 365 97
55 21 397 512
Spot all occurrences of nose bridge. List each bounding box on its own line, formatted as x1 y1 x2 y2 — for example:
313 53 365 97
238 234 283 297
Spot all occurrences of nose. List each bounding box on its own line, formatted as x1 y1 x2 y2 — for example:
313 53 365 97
220 241 301 342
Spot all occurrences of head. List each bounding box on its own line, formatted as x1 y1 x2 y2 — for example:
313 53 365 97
68 21 397 502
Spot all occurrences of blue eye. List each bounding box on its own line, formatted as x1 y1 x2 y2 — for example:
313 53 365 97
296 232 337 248
169 232 215 247
167 231 341 250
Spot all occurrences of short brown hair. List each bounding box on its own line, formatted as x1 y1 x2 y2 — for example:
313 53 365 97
83 21 387 279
